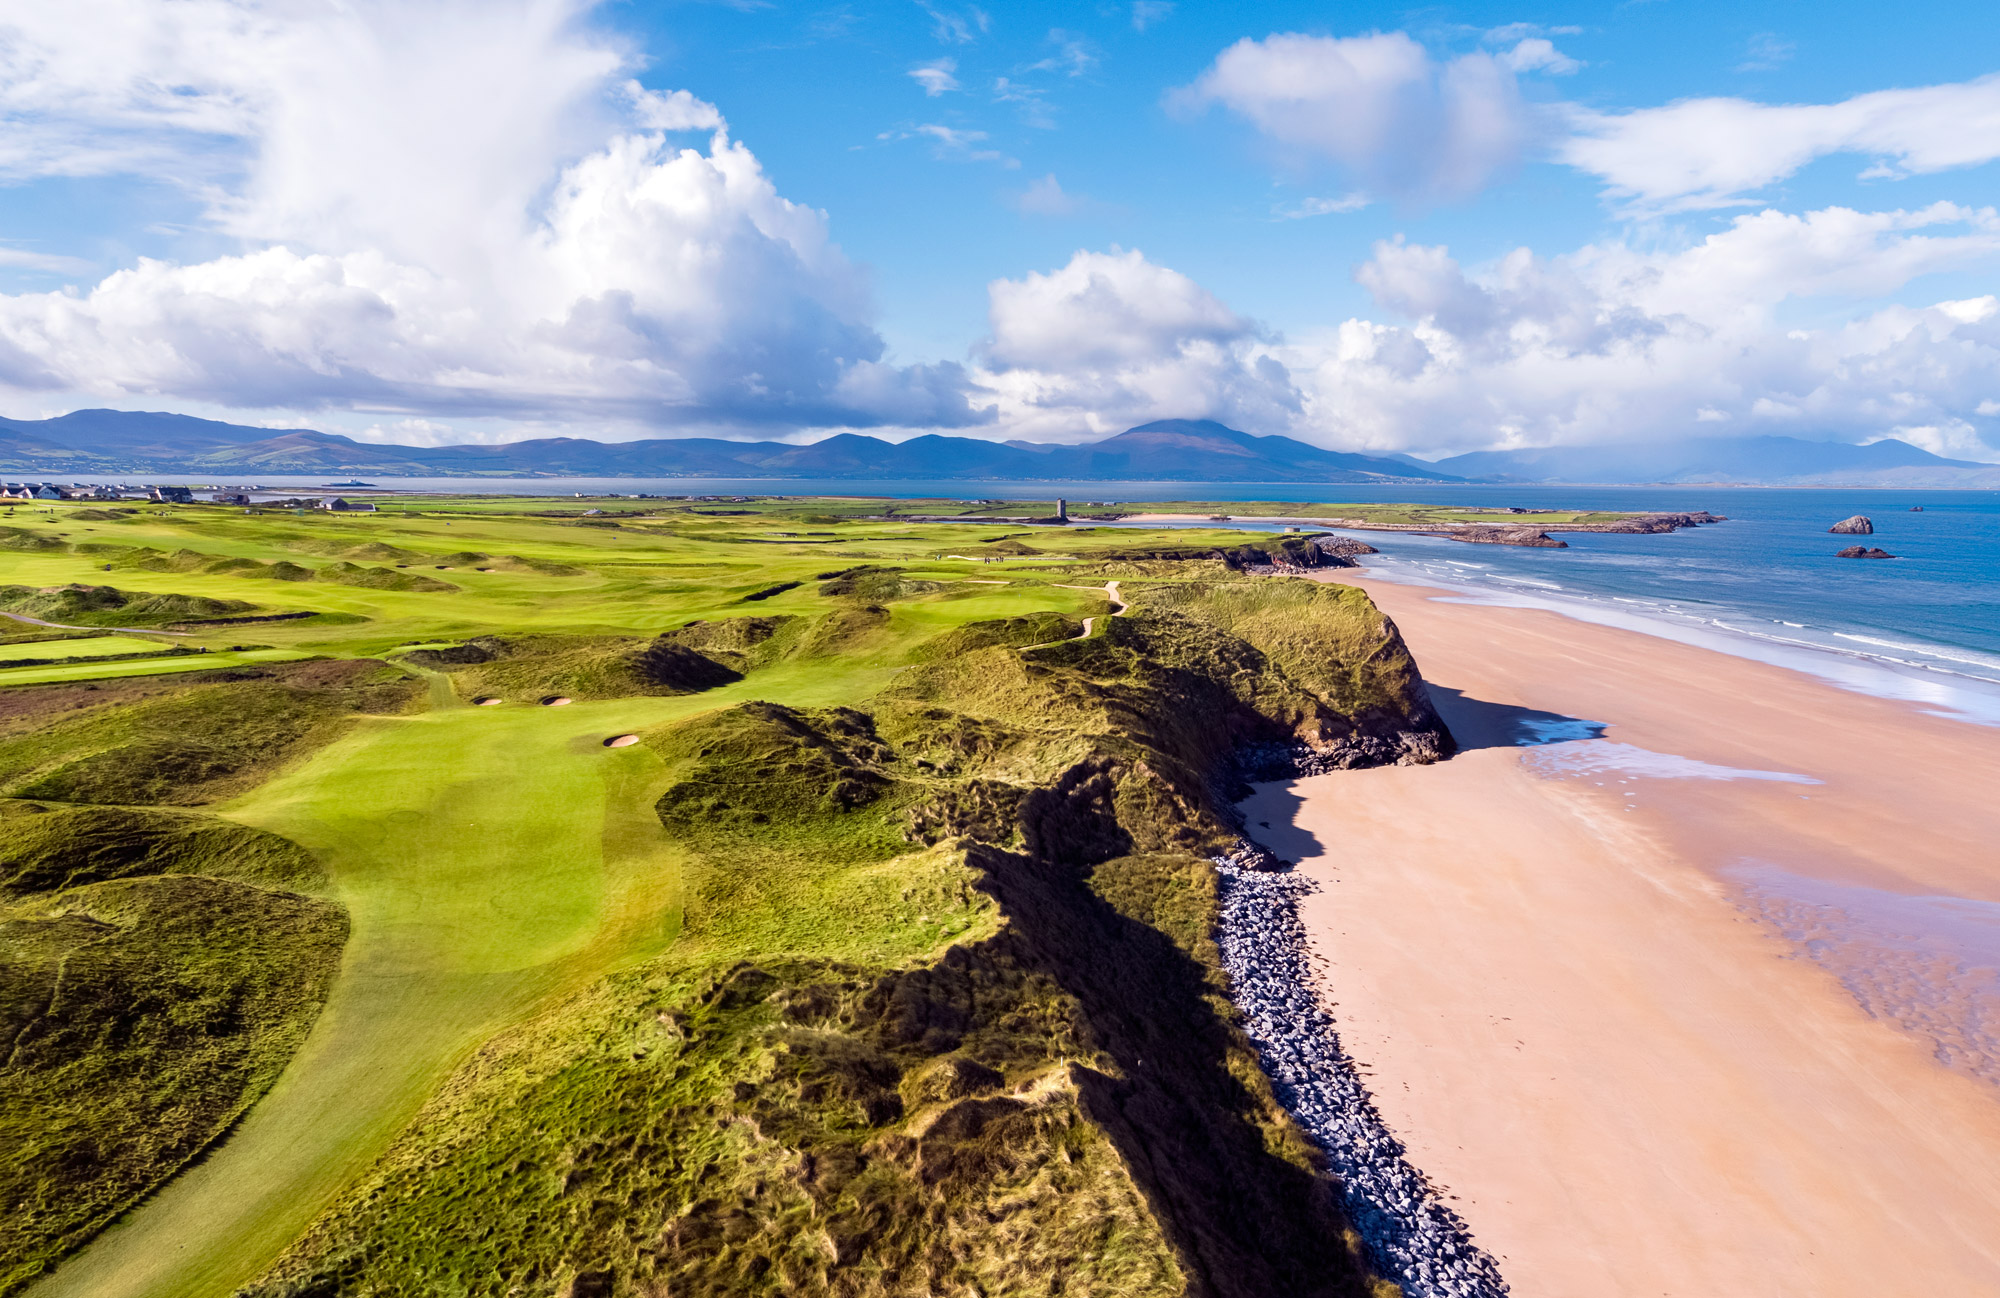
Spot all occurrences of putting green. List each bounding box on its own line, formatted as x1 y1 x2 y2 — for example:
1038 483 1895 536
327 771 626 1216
0 636 168 662
27 692 708 1298
0 648 311 685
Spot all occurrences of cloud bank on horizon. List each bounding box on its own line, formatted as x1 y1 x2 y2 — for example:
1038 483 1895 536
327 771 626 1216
0 0 1996 460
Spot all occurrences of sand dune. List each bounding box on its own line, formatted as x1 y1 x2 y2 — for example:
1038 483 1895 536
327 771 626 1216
1237 573 2000 1297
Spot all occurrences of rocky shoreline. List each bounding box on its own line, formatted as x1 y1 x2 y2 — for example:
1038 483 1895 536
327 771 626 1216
1213 853 1511 1298
1416 510 1723 546
1103 509 1725 547
1442 525 1567 548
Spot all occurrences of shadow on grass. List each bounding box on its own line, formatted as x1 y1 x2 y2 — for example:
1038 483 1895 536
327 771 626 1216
915 843 1373 1298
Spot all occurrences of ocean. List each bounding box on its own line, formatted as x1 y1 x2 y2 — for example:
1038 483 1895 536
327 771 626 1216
1117 483 2000 727
243 475 2000 724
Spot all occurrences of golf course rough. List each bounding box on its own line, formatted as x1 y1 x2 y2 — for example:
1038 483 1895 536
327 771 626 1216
0 807 346 1297
0 495 1450 1298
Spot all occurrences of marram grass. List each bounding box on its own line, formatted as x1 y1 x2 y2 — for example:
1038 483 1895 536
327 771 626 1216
0 497 1442 1298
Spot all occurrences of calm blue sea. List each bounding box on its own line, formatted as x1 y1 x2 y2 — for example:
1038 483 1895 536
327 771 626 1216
250 476 2000 722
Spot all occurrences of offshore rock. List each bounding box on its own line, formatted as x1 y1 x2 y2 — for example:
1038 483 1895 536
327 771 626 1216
1310 536 1381 569
1829 515 1875 534
1836 546 1896 559
1446 526 1567 548
1589 511 1725 533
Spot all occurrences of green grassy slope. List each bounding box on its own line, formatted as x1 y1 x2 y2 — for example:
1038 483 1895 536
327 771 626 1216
0 660 423 806
0 583 254 627
0 637 171 663
240 578 1442 1298
0 497 1458 1298
24 696 703 1298
0 807 346 1297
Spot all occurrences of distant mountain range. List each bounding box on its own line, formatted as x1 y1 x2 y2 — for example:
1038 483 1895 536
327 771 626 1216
1431 435 2000 487
2 409 1995 487
0 412 1458 484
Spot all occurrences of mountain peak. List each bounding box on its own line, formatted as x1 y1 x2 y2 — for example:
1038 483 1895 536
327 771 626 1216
1434 433 1999 485
1115 418 1258 446
0 406 1460 483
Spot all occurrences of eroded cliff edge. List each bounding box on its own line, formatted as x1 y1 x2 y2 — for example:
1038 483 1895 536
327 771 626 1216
245 574 1454 1298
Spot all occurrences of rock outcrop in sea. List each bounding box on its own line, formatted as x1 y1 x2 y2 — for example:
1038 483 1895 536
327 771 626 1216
1446 526 1566 548
1830 515 1875 534
1312 535 1381 567
1214 852 1510 1298
1836 545 1896 559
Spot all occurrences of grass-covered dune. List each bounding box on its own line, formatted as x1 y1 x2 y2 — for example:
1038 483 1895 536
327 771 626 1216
0 660 423 806
242 578 1444 1298
0 496 1459 1298
0 806 346 1296
0 584 254 628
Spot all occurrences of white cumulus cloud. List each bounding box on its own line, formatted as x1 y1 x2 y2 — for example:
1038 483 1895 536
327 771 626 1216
1563 73 2000 212
972 248 1300 441
1173 31 1574 203
0 0 984 433
967 207 2000 460
1275 204 2000 456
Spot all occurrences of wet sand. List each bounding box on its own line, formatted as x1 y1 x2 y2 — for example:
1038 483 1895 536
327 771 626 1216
1238 573 2000 1297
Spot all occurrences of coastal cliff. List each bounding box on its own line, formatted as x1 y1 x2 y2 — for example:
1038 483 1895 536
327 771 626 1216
1239 510 1727 546
243 574 1461 1298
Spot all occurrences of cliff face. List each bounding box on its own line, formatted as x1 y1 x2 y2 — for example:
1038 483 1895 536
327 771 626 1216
1075 534 1383 575
245 577 1445 1298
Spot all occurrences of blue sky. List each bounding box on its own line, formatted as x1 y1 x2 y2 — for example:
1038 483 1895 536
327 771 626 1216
0 0 1997 458
632 0 2000 352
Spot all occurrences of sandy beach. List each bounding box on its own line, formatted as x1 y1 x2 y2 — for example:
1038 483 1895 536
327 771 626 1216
1239 572 2000 1297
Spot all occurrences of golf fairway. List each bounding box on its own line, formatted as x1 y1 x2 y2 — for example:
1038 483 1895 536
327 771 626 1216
28 694 702 1298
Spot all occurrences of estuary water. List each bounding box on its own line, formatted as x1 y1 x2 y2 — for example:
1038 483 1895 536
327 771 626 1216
246 475 2000 723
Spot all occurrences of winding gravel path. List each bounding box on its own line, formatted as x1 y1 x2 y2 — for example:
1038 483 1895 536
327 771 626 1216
0 609 190 637
1215 857 1511 1298
1060 580 1124 639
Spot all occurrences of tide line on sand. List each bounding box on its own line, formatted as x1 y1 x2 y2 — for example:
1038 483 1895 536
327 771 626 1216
1214 855 1510 1298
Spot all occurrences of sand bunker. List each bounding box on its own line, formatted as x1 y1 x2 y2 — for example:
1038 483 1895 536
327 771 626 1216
603 734 640 748
540 695 572 706
473 697 501 707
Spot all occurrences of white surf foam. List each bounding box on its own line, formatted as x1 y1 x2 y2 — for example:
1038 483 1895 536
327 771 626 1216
1523 739 1821 784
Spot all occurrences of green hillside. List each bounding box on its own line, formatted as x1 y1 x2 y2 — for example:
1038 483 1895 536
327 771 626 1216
0 496 1446 1298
